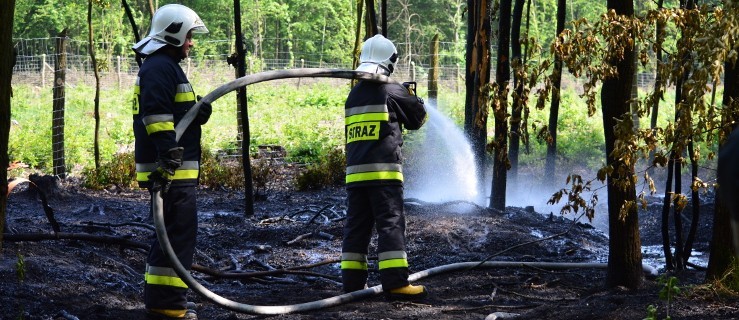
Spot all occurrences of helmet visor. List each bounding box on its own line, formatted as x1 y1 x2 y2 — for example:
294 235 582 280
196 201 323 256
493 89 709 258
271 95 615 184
191 20 209 34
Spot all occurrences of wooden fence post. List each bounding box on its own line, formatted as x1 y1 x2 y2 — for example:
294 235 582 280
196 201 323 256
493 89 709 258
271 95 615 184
410 61 416 82
117 56 122 90
52 31 68 178
428 34 440 106
41 54 46 88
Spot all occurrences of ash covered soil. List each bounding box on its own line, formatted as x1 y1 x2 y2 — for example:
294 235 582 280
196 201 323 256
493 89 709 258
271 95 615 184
1 175 738 320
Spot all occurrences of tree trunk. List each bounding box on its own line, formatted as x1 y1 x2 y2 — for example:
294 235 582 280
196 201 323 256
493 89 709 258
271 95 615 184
0 0 16 249
647 0 664 176
508 0 525 183
353 0 364 69
365 0 378 36
707 48 739 281
121 0 142 67
234 0 254 216
490 0 511 211
544 0 566 182
661 154 675 270
464 0 491 197
682 140 700 264
603 0 642 289
664 0 695 271
88 1 101 170
381 0 387 36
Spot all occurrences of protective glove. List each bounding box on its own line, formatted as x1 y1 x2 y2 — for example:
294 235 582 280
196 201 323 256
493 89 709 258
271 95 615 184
148 168 173 194
195 95 212 125
148 147 183 194
402 82 417 96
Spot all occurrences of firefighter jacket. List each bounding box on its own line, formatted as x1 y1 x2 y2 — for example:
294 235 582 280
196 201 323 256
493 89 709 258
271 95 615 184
344 80 427 188
133 52 202 188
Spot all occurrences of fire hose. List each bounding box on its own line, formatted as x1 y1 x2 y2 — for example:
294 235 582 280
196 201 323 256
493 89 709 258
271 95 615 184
154 68 658 315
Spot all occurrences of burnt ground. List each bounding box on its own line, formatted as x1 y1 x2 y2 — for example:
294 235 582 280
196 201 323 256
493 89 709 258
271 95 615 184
1 174 738 320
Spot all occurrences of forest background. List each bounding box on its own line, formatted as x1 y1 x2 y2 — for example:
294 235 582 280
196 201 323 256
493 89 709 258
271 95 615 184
8 0 691 181
8 0 623 185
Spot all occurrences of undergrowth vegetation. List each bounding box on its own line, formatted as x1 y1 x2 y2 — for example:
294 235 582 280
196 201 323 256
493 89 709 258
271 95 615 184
9 79 705 191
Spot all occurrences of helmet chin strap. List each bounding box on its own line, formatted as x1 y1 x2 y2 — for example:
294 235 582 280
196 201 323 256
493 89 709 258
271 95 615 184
378 64 393 76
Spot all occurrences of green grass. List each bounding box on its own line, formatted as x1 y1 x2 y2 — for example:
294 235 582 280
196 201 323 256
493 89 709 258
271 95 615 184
9 80 353 178
8 78 721 189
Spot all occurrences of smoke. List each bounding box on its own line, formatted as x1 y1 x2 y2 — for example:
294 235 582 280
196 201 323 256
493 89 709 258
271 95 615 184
403 104 715 232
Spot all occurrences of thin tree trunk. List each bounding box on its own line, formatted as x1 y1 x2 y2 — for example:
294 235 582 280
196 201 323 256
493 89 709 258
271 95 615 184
663 0 695 272
464 0 491 197
365 0 378 36
508 0 525 183
88 1 101 170
234 0 254 216
0 0 17 248
490 0 511 211
381 0 386 36
682 140 700 264
545 0 566 182
147 0 154 16
121 0 142 67
669 24 693 272
353 0 364 68
661 153 675 270
648 0 664 174
603 0 642 289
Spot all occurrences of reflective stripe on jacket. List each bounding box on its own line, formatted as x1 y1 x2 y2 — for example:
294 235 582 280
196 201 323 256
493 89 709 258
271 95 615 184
344 81 426 188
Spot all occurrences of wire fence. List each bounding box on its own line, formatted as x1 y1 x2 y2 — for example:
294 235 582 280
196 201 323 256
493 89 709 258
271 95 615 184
10 37 673 177
12 37 469 88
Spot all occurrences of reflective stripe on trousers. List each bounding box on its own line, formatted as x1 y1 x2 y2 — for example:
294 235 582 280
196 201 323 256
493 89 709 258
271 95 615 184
144 186 198 311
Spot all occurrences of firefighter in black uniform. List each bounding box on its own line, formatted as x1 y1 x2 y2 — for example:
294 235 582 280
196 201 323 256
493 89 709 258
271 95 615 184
131 4 211 319
342 34 429 300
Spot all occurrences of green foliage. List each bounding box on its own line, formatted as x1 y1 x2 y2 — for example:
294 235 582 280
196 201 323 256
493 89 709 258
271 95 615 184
643 304 657 320
15 252 25 282
199 149 244 190
82 152 136 189
659 275 681 301
643 304 658 320
251 157 276 195
547 174 597 221
642 276 681 320
240 82 347 163
8 0 671 77
295 147 345 190
658 275 680 320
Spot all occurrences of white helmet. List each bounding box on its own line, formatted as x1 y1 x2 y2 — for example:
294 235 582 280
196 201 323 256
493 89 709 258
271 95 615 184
356 35 398 76
133 4 208 55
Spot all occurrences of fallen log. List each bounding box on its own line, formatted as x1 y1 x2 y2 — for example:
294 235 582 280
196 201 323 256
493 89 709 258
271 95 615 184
3 232 148 250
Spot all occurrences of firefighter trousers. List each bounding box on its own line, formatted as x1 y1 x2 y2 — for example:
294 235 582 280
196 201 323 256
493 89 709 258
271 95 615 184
342 185 410 292
144 186 198 311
